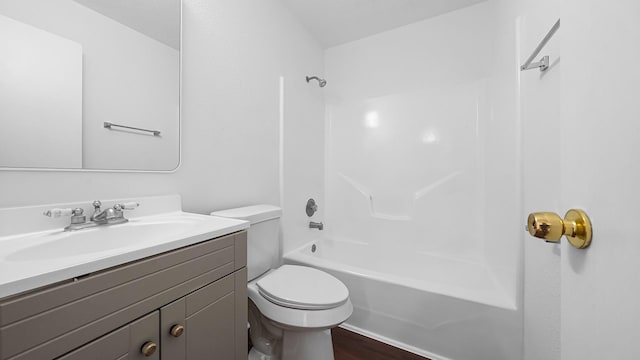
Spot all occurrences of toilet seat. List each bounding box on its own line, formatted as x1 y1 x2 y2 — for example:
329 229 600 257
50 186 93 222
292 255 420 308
256 265 349 310
248 271 353 330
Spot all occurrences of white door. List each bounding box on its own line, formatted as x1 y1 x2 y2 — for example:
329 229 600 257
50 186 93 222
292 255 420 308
559 1 640 359
523 1 640 359
521 1 640 359
520 1 563 357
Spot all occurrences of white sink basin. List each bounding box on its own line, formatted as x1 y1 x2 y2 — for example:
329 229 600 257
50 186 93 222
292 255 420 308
6 218 199 261
0 211 249 298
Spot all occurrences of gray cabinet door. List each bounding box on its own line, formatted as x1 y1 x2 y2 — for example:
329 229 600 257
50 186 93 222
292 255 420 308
129 311 160 360
161 269 248 360
57 311 160 360
184 274 236 360
186 294 235 359
161 298 186 360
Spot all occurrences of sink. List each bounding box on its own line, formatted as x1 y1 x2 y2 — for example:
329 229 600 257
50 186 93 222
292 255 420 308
0 205 249 299
6 218 200 261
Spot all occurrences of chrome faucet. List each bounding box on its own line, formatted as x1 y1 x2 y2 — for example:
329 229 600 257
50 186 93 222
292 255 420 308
44 200 139 231
309 221 324 230
90 200 138 225
91 200 112 223
91 200 106 222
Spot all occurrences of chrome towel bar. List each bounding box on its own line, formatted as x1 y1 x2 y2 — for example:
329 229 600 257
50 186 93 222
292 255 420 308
103 122 161 136
521 19 560 72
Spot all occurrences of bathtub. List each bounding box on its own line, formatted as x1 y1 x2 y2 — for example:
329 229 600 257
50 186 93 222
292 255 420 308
284 238 521 360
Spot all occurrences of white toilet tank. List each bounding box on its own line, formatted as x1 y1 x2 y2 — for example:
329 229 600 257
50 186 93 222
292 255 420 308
210 205 282 281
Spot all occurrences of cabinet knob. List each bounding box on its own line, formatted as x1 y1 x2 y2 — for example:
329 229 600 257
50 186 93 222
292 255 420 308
170 324 185 337
141 341 157 357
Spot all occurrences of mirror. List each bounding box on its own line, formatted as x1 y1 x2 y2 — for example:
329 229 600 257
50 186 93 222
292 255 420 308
0 0 181 171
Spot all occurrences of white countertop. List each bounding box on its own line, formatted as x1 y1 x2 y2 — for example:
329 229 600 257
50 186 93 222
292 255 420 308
0 195 249 299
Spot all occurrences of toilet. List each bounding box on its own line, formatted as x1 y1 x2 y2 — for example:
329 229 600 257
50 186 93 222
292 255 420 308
210 205 353 360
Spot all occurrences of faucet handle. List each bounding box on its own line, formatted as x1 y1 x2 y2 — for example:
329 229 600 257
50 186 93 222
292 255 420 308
92 200 102 212
70 208 86 224
43 208 74 218
117 202 139 210
306 199 318 217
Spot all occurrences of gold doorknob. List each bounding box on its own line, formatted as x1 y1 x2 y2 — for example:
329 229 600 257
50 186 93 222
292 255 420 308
141 341 157 357
527 209 592 249
170 324 185 337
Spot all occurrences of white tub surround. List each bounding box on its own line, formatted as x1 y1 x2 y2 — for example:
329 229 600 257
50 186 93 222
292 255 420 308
0 195 249 298
302 3 522 359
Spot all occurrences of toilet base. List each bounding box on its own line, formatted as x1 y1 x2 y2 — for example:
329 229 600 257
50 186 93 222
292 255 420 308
249 347 277 360
281 329 335 360
249 329 335 360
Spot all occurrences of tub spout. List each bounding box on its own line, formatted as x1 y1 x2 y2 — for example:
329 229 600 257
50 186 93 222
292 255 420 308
309 221 324 230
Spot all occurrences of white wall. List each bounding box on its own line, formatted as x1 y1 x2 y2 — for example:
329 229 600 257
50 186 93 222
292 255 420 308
0 0 324 226
0 0 179 170
280 74 326 255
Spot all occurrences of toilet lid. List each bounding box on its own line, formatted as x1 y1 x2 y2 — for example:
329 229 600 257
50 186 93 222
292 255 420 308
256 265 349 310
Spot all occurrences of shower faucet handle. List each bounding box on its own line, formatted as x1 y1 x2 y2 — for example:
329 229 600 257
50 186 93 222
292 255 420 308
306 198 318 217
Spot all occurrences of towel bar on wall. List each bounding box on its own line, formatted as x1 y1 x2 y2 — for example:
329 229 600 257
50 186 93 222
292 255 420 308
520 19 560 72
103 122 161 136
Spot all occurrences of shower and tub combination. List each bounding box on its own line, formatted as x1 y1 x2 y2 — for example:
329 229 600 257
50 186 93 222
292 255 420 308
286 3 522 360
289 77 521 358
286 119 521 358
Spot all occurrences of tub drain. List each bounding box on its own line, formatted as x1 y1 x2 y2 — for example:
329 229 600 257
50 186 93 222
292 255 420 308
311 244 317 253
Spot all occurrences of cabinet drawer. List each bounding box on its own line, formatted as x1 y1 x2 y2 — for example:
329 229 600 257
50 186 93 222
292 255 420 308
0 231 246 360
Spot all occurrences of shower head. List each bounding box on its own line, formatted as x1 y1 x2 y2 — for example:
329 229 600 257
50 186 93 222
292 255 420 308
306 76 327 88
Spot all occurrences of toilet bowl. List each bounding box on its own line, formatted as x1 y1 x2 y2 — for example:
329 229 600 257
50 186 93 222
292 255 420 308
248 266 353 360
210 205 352 360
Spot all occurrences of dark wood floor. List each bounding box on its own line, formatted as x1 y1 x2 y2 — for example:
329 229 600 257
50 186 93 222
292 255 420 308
332 327 430 360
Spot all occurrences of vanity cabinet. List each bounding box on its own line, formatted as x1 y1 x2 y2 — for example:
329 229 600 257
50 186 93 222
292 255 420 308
0 231 247 360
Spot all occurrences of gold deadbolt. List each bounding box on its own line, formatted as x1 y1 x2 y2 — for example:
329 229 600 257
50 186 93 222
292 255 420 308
527 209 592 249
141 341 157 357
170 324 185 338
